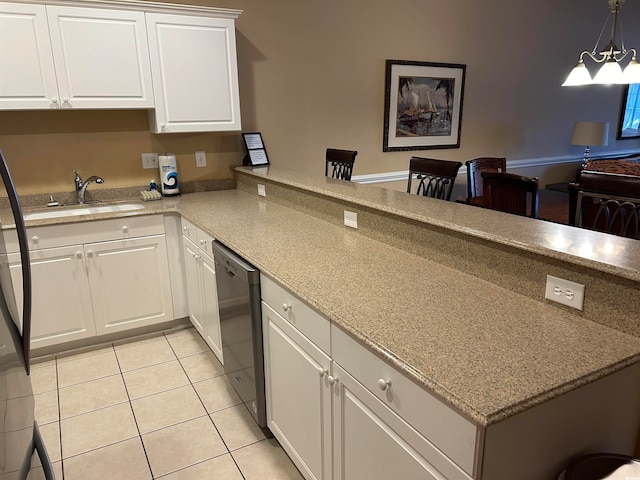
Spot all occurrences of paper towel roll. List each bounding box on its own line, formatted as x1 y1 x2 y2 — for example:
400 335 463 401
158 154 179 196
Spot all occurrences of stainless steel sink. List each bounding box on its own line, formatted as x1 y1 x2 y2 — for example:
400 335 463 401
23 202 145 221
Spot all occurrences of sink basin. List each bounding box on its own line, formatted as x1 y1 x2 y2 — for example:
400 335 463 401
23 202 145 221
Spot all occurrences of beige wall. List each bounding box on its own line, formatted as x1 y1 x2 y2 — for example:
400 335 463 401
1 0 639 196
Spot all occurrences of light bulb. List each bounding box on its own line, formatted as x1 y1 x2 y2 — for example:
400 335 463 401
562 62 593 86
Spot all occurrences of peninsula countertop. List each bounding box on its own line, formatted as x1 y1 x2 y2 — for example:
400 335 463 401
4 178 640 428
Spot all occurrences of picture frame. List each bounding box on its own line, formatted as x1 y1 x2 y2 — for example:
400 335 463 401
617 83 640 140
383 59 466 152
242 132 270 166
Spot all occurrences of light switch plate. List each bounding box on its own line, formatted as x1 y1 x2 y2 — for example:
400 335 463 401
257 184 266 197
195 151 207 167
545 275 585 311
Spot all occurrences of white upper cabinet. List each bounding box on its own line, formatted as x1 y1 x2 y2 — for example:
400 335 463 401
146 13 242 133
0 3 58 109
0 2 154 109
46 5 154 109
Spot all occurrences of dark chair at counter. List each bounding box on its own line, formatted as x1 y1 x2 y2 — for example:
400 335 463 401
325 148 358 181
465 156 507 202
406 157 462 201
568 171 640 239
481 172 539 218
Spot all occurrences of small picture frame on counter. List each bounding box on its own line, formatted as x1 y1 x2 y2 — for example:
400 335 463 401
242 132 270 166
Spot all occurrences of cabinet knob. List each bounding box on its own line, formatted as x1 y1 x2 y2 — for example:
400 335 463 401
122 226 129 233
377 379 391 391
75 251 83 259
62 98 69 104
87 250 95 258
31 236 39 244
282 303 292 312
328 375 339 385
183 226 188 232
51 98 58 104
317 368 327 377
200 239 206 245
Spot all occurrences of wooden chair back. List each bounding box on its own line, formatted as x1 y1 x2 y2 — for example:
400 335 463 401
406 157 462 201
465 157 507 201
325 149 357 181
568 171 640 239
481 172 539 218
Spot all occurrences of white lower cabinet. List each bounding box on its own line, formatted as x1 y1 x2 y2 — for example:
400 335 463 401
181 220 222 362
261 274 473 480
7 215 174 349
262 301 332 480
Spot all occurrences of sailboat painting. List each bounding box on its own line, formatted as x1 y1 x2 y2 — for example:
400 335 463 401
383 60 466 152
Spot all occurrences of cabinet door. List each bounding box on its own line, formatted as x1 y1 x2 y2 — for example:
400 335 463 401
8 246 95 349
146 13 241 133
200 251 223 363
332 362 471 480
263 302 332 480
86 235 173 335
46 5 154 109
0 3 59 109
183 236 205 336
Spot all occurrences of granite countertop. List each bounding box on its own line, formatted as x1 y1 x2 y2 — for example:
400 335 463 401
3 185 640 427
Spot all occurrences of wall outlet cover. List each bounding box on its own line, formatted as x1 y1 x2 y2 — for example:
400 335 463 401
257 184 266 197
141 153 158 169
545 275 585 311
195 151 207 167
344 210 358 229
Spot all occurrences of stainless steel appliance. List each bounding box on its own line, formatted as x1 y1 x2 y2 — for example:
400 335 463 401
0 150 54 478
212 241 266 428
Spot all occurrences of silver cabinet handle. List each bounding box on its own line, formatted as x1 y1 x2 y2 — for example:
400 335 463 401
75 251 83 259
31 236 39 244
317 368 327 377
282 303 292 312
378 379 391 391
86 250 95 258
328 375 339 385
122 226 129 233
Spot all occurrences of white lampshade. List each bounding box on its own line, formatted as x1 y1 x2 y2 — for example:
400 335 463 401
592 59 624 84
570 121 609 147
562 62 593 86
622 58 640 83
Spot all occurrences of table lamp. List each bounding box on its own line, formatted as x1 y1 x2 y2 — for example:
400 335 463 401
570 121 609 168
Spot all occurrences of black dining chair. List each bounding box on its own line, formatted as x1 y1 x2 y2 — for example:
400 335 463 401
406 157 462 201
568 171 640 239
465 157 507 202
481 172 539 218
325 149 357 181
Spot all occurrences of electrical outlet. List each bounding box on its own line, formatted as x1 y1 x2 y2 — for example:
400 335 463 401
257 184 266 197
545 275 585 311
195 151 207 167
141 153 158 169
344 210 358 229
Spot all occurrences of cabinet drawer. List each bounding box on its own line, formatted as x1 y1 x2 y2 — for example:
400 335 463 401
260 274 330 354
5 215 165 252
331 324 477 476
181 217 197 243
196 228 215 257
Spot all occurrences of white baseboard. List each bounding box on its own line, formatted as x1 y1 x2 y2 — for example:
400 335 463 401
351 150 638 185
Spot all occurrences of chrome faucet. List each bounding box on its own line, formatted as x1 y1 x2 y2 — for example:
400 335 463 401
73 169 104 204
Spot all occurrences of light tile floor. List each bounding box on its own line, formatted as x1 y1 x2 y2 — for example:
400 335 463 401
30 327 304 480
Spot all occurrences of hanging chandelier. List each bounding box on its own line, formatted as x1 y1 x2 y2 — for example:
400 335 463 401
563 0 640 86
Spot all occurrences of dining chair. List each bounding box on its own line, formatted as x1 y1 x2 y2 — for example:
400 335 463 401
465 157 507 202
406 157 462 201
325 149 358 181
481 172 539 218
568 171 640 239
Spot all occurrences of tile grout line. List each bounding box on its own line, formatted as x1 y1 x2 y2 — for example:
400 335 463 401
111 340 156 479
165 330 247 480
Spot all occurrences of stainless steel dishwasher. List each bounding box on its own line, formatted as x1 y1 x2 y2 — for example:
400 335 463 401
212 240 267 428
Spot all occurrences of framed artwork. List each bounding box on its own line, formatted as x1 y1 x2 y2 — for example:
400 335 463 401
617 83 640 140
242 132 270 166
383 59 466 152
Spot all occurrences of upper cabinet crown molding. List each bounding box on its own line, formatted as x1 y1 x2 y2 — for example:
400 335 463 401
3 0 242 19
0 0 242 133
